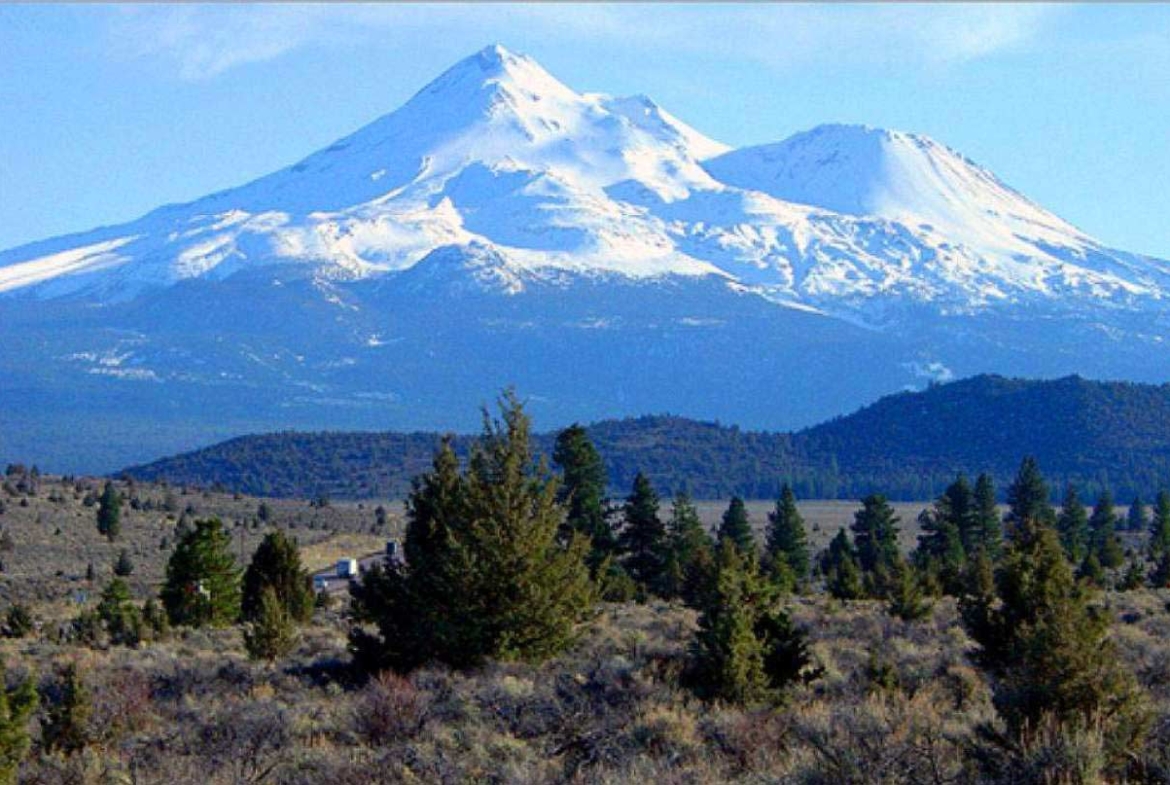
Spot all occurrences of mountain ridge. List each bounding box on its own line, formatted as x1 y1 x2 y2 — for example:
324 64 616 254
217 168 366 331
2 45 1169 473
121 374 1170 502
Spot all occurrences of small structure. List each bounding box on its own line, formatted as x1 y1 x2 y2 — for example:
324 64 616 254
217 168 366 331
385 539 403 564
336 558 359 578
313 575 329 592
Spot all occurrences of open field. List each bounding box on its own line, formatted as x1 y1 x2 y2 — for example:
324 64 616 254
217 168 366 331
0 474 404 616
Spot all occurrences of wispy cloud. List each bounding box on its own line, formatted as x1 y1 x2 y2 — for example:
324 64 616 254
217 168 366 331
105 4 1060 81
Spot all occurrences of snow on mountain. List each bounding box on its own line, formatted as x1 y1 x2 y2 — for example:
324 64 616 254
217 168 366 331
2 44 1167 323
4 45 1170 472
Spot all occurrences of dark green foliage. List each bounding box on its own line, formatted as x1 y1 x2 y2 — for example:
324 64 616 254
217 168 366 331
619 472 666 593
972 473 1002 558
1006 457 1054 536
1077 552 1106 588
717 496 754 555
1089 491 1125 570
887 557 932 621
125 375 1170 503
1119 559 1146 591
1151 550 1170 588
243 586 298 662
851 494 900 593
0 663 37 784
765 485 810 583
1150 491 1170 560
142 599 169 638
689 541 818 704
822 528 864 601
96 480 121 541
242 530 314 624
96 578 144 646
113 549 134 577
553 424 616 566
1127 496 1149 532
595 557 638 603
1056 485 1090 564
160 518 242 628
661 491 714 605
960 512 1146 758
41 664 90 756
350 392 594 673
914 477 973 596
3 605 33 639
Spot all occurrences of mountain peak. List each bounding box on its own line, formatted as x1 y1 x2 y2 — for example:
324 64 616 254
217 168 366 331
705 121 1085 254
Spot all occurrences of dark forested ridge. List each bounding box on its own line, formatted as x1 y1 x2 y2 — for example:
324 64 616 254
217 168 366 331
122 374 1170 501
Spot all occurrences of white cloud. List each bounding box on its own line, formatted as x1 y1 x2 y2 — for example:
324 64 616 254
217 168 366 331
104 4 1060 81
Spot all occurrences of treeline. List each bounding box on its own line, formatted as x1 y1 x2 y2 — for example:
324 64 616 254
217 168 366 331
5 390 1165 781
122 374 1170 501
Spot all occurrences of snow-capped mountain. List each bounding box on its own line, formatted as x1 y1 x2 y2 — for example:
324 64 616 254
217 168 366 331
2 45 1168 472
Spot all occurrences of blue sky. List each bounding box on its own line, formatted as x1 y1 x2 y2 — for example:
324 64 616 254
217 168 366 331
2 4 1168 257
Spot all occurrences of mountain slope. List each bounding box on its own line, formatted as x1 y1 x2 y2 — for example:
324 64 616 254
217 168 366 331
2 45 1169 473
123 375 1170 503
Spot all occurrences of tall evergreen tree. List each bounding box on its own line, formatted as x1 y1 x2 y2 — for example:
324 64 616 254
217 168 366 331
1056 485 1090 564
662 491 714 607
960 515 1146 764
552 424 615 565
1089 490 1125 570
244 586 298 662
972 473 1003 558
0 663 37 784
765 485 810 583
1150 491 1170 560
160 518 241 628
1006 456 1054 537
96 481 121 542
822 528 864 601
689 541 817 704
350 392 594 673
914 505 966 596
1127 496 1150 533
717 496 755 556
851 494 901 589
619 472 667 592
242 530 314 624
941 475 977 553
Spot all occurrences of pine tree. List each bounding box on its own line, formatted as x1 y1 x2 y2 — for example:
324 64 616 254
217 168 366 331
914 507 966 596
823 528 864 601
244 586 298 662
717 496 755 556
619 472 666 593
661 491 714 605
113 549 134 577
1127 496 1149 532
350 391 594 673
553 424 615 566
97 578 143 646
972 473 1003 558
914 479 972 595
690 541 816 704
1120 559 1146 591
851 494 901 593
1089 491 1125 570
160 518 241 628
1005 457 1054 537
0 664 37 785
242 530 314 624
1151 491 1170 560
96 480 121 542
765 484 810 584
1151 549 1170 589
960 516 1146 754
41 664 90 755
1056 485 1090 564
887 557 932 622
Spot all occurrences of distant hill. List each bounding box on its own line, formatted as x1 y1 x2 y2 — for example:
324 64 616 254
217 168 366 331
123 375 1170 502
